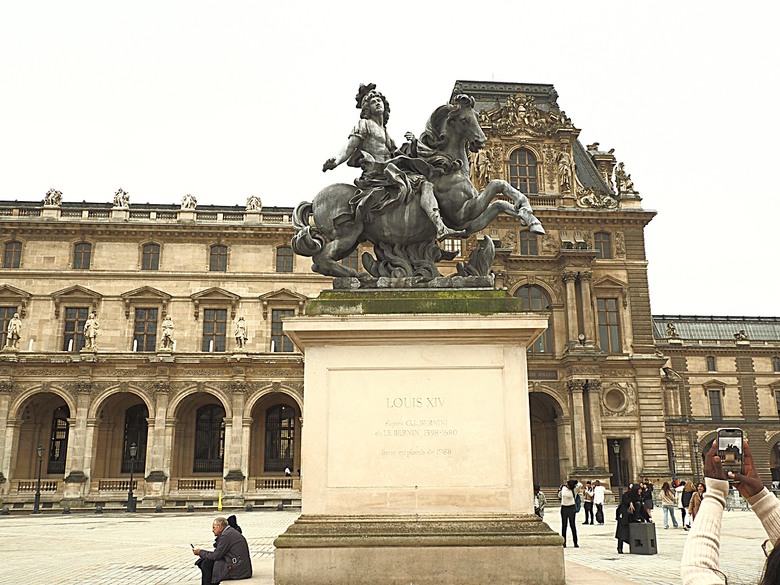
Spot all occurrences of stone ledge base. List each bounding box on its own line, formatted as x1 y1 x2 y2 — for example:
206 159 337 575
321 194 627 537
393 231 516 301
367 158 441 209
274 514 565 585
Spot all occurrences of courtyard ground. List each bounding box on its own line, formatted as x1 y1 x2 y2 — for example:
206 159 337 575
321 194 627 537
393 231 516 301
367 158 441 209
1 504 768 584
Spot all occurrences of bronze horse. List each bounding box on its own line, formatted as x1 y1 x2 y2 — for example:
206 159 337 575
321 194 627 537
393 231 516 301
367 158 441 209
292 95 544 280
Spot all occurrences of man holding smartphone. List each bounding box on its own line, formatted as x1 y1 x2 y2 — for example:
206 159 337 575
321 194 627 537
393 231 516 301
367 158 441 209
192 516 252 584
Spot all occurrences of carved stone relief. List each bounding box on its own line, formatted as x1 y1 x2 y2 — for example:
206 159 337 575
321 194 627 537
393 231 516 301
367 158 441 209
600 382 637 417
615 232 626 258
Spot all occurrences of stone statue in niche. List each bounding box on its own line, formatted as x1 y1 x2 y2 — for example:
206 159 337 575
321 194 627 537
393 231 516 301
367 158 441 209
3 313 21 351
160 315 175 350
292 83 545 288
83 311 99 351
235 316 248 350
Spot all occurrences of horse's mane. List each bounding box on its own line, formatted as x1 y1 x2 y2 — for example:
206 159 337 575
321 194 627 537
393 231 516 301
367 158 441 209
415 101 468 175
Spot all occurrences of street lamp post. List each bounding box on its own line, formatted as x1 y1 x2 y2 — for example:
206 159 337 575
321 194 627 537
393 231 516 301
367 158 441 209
692 440 700 483
33 444 43 514
127 442 137 513
611 439 623 501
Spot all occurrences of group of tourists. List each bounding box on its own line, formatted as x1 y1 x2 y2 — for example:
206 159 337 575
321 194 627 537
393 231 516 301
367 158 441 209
545 439 779 584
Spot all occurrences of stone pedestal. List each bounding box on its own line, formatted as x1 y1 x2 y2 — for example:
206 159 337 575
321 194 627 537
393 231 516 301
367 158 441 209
274 291 564 585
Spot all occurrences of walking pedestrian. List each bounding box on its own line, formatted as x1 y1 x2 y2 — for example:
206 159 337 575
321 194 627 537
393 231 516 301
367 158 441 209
660 482 679 529
558 479 581 548
681 481 695 530
534 483 547 520
688 482 706 526
583 481 595 525
593 480 606 525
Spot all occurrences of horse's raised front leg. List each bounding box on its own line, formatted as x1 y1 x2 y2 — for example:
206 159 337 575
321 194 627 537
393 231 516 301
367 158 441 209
459 200 519 234
461 180 544 235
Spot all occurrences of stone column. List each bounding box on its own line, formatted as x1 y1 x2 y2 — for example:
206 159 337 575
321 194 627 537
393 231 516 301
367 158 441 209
62 383 92 503
146 384 170 486
586 381 606 470
0 383 12 490
223 384 246 506
562 271 579 346
555 415 573 481
567 380 589 469
579 272 596 344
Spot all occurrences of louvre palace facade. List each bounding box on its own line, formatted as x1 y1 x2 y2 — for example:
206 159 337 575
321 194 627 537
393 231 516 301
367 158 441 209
1 80 778 511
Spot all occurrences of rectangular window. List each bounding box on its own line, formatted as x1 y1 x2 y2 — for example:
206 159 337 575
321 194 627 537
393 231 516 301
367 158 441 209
3 241 22 268
141 244 160 271
519 231 538 256
202 309 227 352
271 309 295 352
709 389 723 421
594 233 613 259
62 307 89 351
597 298 622 353
0 306 17 348
209 245 228 272
133 308 158 352
73 243 92 269
276 246 294 273
775 390 780 418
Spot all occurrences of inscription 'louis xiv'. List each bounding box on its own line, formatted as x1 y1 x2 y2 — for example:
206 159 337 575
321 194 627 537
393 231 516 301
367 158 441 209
386 397 445 408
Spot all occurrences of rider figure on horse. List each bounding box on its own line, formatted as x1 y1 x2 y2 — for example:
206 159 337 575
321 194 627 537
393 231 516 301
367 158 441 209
323 83 461 240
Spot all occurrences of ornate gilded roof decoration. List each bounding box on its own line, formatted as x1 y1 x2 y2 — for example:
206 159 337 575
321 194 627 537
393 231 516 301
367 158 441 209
575 186 618 209
477 93 576 138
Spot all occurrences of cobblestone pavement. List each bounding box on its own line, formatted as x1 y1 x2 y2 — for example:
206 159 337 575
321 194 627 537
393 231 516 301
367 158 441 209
546 504 768 585
2 505 770 584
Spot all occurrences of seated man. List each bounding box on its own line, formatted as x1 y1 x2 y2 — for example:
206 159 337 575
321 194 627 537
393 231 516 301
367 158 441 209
193 516 252 584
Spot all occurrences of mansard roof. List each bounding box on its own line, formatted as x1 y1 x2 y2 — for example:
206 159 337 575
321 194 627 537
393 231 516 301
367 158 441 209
653 315 780 341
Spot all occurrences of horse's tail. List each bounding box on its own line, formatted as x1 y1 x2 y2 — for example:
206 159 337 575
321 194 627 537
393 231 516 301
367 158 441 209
291 201 324 257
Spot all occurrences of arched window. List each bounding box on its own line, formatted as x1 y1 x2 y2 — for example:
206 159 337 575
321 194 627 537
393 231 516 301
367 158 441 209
141 243 160 271
519 231 538 256
264 404 296 472
73 242 92 269
773 357 780 373
48 405 70 474
121 404 149 473
276 246 294 273
209 245 228 272
509 149 538 194
3 240 22 268
706 356 716 372
515 285 552 354
594 232 612 259
193 404 225 473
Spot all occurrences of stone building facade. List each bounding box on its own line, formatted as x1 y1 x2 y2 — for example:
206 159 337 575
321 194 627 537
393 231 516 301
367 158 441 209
0 81 775 511
655 316 780 486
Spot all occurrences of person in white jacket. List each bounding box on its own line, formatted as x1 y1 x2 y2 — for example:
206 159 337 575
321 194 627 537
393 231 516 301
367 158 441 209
681 440 780 585
592 479 606 525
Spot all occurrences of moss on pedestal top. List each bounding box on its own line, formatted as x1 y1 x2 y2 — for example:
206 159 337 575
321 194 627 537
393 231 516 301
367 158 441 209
304 289 530 316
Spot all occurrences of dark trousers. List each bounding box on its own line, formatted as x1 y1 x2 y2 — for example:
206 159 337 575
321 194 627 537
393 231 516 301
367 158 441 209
595 503 604 523
198 558 215 585
583 501 594 524
560 504 578 546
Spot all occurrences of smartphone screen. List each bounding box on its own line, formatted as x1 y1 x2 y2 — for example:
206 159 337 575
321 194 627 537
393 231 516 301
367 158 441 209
717 428 744 475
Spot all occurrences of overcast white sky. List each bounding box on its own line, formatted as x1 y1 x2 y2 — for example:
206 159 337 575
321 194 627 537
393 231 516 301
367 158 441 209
1 1 777 316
